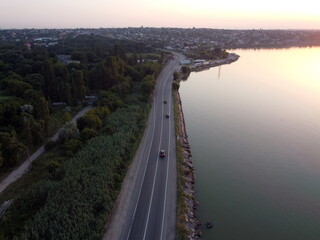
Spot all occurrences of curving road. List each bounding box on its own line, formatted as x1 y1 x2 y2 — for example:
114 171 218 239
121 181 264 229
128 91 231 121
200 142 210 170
103 53 185 240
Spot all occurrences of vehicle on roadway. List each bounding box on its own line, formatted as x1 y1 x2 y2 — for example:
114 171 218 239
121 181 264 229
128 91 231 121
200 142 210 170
165 113 169 118
164 100 167 104
159 150 166 158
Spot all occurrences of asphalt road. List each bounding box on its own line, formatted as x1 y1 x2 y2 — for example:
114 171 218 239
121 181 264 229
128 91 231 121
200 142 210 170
103 53 184 240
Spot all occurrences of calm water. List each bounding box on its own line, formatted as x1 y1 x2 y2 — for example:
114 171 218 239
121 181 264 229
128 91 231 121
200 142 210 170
179 48 320 240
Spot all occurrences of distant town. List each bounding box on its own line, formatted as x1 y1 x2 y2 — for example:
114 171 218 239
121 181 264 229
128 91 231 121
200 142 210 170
1 28 320 52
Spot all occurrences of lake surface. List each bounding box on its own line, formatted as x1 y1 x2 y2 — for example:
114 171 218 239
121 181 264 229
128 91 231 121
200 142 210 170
179 48 320 240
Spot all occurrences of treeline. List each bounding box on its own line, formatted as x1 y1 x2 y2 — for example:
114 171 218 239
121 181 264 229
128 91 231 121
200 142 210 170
52 34 153 57
0 35 161 172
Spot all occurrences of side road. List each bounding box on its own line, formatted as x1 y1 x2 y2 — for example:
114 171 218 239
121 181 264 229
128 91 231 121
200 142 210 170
0 106 92 194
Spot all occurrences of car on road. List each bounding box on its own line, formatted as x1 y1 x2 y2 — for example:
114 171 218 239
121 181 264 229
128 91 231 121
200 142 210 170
160 150 166 158
163 100 167 104
165 113 169 118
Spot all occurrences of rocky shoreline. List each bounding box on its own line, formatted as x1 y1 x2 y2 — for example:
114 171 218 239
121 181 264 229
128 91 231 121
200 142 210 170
174 90 202 239
174 52 240 239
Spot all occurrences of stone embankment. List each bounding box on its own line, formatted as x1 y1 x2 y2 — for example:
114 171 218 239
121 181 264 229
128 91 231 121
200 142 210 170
174 90 202 239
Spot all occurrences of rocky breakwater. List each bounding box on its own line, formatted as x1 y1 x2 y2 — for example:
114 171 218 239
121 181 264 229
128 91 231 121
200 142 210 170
174 90 201 239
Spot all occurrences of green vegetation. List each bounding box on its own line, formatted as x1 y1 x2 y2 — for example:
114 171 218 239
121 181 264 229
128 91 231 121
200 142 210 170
180 66 191 81
0 104 149 240
173 92 189 240
173 71 179 81
181 65 190 75
172 81 180 90
0 35 161 177
0 35 163 239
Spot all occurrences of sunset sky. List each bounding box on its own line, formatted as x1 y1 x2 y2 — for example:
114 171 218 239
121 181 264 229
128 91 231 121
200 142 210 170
1 0 319 29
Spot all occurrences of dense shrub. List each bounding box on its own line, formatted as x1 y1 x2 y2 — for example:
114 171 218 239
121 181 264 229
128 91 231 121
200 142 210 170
172 81 180 90
58 122 79 142
61 139 83 157
12 104 148 240
77 107 110 131
79 128 98 143
44 140 58 151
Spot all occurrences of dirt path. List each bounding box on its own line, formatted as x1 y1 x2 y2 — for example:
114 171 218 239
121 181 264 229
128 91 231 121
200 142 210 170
0 106 92 194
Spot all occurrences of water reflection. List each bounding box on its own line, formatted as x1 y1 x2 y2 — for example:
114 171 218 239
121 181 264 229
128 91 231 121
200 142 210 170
179 47 320 240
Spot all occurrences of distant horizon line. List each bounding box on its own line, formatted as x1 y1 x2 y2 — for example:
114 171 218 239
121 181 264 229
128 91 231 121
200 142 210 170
1 26 320 31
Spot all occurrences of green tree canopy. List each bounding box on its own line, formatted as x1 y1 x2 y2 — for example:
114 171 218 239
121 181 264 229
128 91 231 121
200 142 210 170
58 122 79 142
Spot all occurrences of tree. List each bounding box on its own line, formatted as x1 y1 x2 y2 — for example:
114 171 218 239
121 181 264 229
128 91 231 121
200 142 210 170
54 62 70 102
2 79 32 97
0 131 24 167
172 81 180 90
0 99 22 128
98 91 124 111
173 71 180 80
42 59 56 100
141 75 156 96
125 65 140 82
31 119 44 145
105 56 125 81
113 44 127 62
25 74 44 90
0 147 4 168
77 113 103 131
23 89 43 103
61 139 83 157
34 97 50 136
71 51 87 62
80 128 97 142
62 112 72 123
64 82 72 105
71 70 86 103
181 65 191 75
20 113 33 146
58 122 79 142
88 62 109 90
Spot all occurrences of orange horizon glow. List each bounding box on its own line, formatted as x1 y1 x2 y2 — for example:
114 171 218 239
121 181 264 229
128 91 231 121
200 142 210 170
0 0 319 29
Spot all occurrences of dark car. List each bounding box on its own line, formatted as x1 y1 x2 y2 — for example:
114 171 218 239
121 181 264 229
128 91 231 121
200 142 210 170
160 150 166 158
165 113 169 118
164 100 167 104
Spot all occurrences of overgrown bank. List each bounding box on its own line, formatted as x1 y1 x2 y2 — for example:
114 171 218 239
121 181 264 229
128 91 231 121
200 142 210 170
173 88 201 240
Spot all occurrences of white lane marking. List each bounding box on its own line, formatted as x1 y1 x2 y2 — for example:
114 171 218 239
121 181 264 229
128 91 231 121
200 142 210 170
142 62 169 240
126 83 158 240
160 66 174 240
